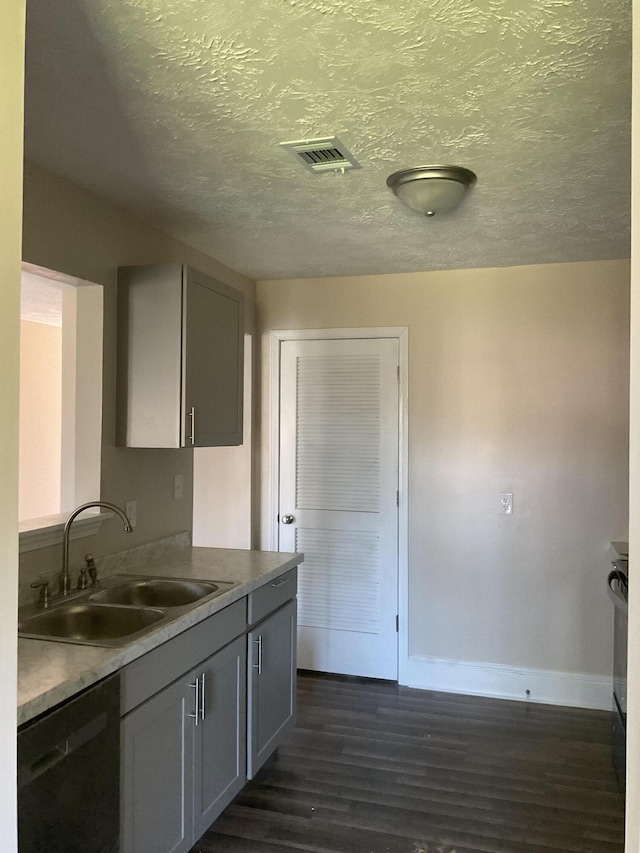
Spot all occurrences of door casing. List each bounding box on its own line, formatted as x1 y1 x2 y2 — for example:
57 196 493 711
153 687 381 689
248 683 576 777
266 327 409 684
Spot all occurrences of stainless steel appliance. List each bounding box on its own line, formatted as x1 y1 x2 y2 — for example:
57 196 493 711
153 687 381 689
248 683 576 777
607 557 628 794
18 674 120 852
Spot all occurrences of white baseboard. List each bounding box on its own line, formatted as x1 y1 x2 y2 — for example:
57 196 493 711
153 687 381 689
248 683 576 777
400 654 612 710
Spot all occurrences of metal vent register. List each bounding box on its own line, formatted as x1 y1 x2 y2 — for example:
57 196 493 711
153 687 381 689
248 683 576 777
280 137 361 173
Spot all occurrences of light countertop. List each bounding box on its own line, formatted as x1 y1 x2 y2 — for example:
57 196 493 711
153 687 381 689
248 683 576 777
18 547 302 726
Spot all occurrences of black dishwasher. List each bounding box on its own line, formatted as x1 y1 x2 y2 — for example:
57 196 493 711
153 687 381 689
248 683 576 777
607 559 628 794
18 673 120 853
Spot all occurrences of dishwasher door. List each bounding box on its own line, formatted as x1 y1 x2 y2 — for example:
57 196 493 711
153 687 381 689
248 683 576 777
608 562 628 794
18 673 120 853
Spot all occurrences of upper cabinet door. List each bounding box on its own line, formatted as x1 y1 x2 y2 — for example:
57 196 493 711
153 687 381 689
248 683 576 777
117 264 244 448
183 268 244 447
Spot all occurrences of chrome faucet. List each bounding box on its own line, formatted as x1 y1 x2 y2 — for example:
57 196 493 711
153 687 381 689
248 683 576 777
60 501 133 596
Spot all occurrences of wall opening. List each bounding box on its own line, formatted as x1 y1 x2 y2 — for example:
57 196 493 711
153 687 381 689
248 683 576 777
19 264 103 541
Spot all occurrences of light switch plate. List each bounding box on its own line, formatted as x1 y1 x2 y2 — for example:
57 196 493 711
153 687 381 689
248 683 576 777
174 474 184 501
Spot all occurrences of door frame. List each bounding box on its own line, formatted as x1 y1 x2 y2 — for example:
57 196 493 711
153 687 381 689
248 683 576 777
267 327 409 684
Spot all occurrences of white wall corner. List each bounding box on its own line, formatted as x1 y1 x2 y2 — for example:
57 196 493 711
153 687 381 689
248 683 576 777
402 654 611 711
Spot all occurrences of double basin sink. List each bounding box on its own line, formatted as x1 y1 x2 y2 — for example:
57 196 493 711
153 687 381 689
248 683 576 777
18 576 237 647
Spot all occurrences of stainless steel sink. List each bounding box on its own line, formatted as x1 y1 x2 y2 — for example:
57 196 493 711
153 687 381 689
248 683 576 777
18 574 238 647
18 603 165 644
88 577 221 607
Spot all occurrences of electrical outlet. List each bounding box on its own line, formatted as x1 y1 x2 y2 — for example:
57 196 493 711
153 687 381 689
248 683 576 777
125 500 137 528
174 474 184 501
498 493 513 515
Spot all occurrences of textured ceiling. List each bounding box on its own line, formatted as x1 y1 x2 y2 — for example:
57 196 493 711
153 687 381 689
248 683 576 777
24 0 632 280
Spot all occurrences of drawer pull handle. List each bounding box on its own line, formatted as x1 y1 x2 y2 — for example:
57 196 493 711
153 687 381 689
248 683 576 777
270 577 291 589
188 406 196 445
253 635 263 675
189 679 199 726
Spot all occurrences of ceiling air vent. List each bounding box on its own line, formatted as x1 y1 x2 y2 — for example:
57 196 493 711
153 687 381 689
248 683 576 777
280 137 362 174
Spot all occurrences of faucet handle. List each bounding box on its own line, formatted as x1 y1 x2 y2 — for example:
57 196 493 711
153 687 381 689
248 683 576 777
84 554 98 586
31 579 51 608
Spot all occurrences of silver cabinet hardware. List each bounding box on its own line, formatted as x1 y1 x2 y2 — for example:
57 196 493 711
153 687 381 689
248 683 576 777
189 679 199 725
253 635 263 675
188 406 196 445
281 514 294 525
270 577 291 589
30 580 51 608
189 674 206 722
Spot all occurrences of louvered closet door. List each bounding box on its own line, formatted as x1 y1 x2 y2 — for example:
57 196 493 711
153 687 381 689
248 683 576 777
279 337 399 680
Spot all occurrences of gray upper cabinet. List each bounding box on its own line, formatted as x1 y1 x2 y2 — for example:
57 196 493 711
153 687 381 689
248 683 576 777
117 264 244 448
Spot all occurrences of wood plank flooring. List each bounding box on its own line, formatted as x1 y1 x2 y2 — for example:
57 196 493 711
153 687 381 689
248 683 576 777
195 673 624 853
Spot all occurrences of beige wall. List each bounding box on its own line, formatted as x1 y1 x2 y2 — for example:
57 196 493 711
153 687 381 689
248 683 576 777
1 0 25 847
19 320 62 520
20 161 256 580
258 260 629 682
193 334 253 549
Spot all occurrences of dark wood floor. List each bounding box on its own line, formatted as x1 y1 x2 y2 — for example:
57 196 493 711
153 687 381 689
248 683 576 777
196 673 625 853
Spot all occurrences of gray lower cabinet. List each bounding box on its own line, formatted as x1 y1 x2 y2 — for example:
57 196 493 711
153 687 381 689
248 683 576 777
120 572 298 852
121 676 193 853
247 598 297 779
121 635 246 853
193 636 247 840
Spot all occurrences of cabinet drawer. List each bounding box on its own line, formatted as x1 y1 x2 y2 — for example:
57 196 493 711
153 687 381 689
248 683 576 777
248 569 297 626
121 598 247 715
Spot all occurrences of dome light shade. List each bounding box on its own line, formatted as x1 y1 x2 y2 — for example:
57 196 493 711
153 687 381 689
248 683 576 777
386 165 477 217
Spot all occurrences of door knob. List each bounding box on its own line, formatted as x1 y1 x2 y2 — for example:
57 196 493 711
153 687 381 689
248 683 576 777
281 514 295 524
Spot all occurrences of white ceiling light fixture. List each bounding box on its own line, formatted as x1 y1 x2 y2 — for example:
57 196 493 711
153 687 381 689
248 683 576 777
386 165 477 217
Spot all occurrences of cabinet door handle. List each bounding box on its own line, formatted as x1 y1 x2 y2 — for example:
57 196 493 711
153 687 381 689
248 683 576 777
189 679 199 726
270 576 290 589
200 673 206 721
253 635 263 675
188 406 196 445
